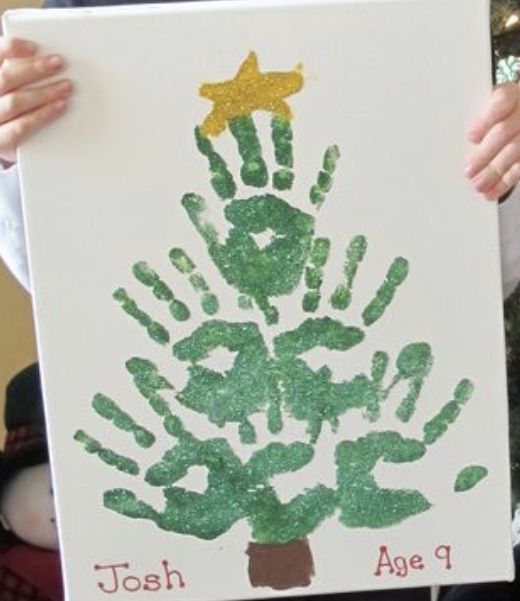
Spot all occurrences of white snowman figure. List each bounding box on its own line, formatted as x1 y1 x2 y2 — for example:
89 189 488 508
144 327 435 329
0 363 62 601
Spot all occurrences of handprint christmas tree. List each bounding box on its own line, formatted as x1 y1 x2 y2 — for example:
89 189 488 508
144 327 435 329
75 52 488 591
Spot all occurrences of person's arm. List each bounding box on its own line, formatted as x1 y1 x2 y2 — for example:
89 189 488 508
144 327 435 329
0 164 29 290
0 36 72 289
499 187 520 298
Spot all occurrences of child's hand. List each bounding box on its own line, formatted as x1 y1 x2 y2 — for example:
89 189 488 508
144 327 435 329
0 37 73 164
465 82 520 200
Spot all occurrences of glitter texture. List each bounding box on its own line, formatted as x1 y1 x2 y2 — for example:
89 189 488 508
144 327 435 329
133 261 190 321
74 430 139 475
113 287 170 345
330 235 367 310
169 248 219 316
199 52 303 137
92 393 155 448
454 465 488 492
74 52 483 592
172 320 277 443
336 432 430 528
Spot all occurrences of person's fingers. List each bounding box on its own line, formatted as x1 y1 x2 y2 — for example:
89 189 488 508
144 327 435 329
468 134 520 195
0 38 37 63
467 83 520 145
465 106 520 180
0 79 72 126
0 54 65 96
482 163 520 200
0 99 70 163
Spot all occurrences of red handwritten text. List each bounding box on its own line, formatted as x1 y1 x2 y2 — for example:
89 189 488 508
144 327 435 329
374 544 452 578
94 560 186 594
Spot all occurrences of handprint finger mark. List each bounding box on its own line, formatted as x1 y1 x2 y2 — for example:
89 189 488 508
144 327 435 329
74 430 140 476
113 287 170 345
133 261 191 321
361 256 409 326
302 237 331 313
422 378 473 445
195 127 236 199
91 392 155 448
330 235 367 310
169 248 219 316
389 343 433 423
229 116 269 187
271 116 294 191
309 145 340 209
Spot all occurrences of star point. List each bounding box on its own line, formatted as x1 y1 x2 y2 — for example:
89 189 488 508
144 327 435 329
199 52 304 137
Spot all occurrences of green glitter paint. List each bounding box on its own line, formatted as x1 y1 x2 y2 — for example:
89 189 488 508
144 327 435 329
188 272 208 292
239 420 257 444
274 317 364 358
271 117 294 191
195 127 236 199
184 116 348 323
173 321 279 442
309 145 340 209
74 430 139 475
336 432 430 528
271 117 293 168
133 261 190 322
102 435 333 544
362 351 390 422
168 248 195 274
92 393 155 448
249 484 336 544
362 257 409 326
126 357 173 401
182 193 219 245
302 237 330 312
124 358 190 440
392 343 433 423
274 318 366 441
331 235 367 310
229 116 268 187
423 379 473 445
371 351 389 383
183 188 315 324
105 489 159 520
113 288 170 345
454 465 488 492
168 248 219 316
273 169 294 191
77 64 484 570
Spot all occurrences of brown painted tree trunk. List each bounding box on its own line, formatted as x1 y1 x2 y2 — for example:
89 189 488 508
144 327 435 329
246 538 315 590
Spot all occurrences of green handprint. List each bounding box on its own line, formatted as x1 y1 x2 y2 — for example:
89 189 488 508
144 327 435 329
172 320 279 443
274 318 434 442
183 117 339 325
85 361 335 545
336 379 475 528
74 52 491 592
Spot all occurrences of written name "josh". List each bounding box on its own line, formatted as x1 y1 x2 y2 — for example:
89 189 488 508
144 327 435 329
94 560 186 594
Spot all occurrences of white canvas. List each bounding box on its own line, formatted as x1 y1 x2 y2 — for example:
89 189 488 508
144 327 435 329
3 0 515 598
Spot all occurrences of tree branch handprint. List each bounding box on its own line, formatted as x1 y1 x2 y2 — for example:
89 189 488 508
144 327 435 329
75 52 488 591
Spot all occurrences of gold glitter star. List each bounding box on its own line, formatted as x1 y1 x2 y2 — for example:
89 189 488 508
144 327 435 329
199 52 304 137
